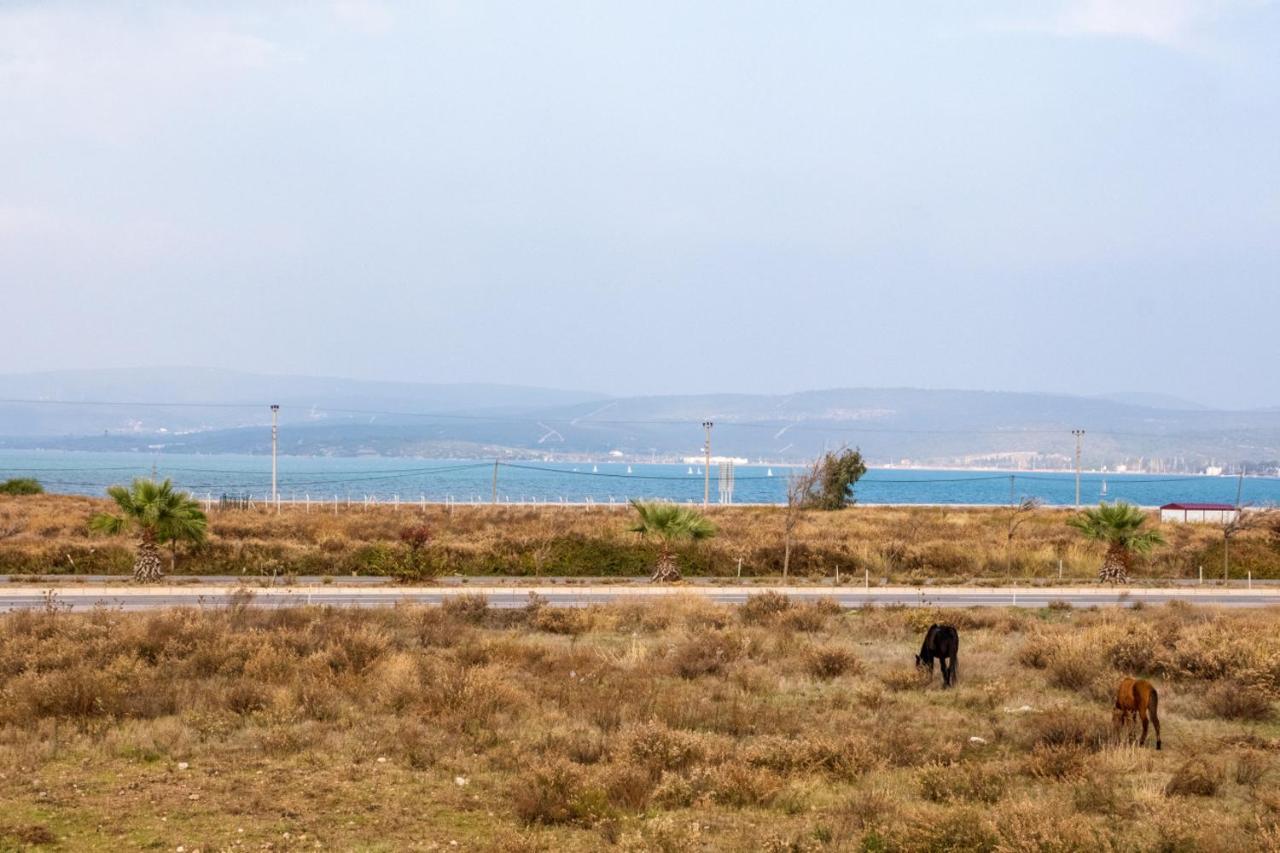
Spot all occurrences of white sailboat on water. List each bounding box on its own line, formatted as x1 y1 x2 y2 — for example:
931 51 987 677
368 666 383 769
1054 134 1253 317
1100 478 1108 497
626 465 633 474
767 468 773 477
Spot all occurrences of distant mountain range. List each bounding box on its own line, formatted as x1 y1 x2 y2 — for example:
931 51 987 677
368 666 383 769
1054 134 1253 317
1 368 1277 471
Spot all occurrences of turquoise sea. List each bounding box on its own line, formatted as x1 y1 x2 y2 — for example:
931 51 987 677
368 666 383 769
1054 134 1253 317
2 450 1277 507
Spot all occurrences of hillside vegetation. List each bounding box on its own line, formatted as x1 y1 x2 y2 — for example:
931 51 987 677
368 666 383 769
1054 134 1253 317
2 494 1277 581
1 599 1278 849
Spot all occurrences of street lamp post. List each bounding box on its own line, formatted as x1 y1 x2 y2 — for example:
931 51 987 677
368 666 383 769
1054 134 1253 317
271 404 280 511
1071 429 1085 509
702 421 714 508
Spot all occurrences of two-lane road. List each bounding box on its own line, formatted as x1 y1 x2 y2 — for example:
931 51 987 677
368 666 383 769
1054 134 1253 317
2 584 1277 611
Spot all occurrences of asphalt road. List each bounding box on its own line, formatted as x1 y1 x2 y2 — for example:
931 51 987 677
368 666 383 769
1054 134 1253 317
3 585 1277 611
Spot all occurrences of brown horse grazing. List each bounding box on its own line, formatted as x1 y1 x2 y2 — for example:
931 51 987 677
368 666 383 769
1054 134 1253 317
1113 677 1161 750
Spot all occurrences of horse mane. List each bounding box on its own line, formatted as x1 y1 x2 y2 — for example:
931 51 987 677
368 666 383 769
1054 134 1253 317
917 624 940 663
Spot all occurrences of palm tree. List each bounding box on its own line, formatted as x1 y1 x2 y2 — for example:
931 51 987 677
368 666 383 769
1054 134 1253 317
89 478 208 582
629 500 716 583
1067 501 1164 584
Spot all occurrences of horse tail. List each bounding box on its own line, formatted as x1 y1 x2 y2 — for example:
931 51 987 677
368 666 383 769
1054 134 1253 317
1149 686 1161 750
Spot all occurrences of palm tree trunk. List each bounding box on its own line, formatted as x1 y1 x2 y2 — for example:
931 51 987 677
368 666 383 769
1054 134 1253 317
651 543 681 583
134 537 164 583
1098 543 1130 585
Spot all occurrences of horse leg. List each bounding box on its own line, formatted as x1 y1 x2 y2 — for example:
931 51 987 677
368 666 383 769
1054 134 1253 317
1138 708 1149 747
1150 692 1161 750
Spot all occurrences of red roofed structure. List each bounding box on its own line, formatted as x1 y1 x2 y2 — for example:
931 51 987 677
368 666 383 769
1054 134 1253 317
1159 503 1238 524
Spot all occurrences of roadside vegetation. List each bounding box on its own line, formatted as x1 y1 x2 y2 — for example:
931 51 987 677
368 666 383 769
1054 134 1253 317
4 493 1278 581
1 599 1277 849
0 477 43 496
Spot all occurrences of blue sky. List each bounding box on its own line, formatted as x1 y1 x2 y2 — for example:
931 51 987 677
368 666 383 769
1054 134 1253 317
1 1 1277 408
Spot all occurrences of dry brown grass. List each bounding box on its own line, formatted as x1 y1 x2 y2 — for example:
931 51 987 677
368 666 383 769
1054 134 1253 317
1 600 1278 849
4 493 1278 580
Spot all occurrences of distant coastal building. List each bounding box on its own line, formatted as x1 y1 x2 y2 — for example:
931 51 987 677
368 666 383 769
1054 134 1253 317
1159 502 1238 524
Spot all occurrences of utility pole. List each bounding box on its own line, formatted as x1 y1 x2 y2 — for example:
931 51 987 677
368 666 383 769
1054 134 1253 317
702 420 714 508
270 404 280 512
1071 429 1085 509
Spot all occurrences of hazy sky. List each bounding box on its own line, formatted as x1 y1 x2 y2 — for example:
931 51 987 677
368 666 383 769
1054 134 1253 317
2 1 1277 408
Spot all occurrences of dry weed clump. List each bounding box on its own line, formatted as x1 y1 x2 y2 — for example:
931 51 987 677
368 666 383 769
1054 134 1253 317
918 761 1006 804
803 644 861 680
1204 681 1275 721
1165 756 1223 797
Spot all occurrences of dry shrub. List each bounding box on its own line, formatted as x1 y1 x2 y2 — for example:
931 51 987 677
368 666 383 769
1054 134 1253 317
701 761 782 807
1023 705 1108 751
1017 632 1053 670
621 722 707 774
442 593 490 624
833 788 897 836
1101 620 1163 673
739 591 792 625
1235 750 1270 787
918 761 1005 804
667 631 741 679
880 664 927 691
565 729 610 765
512 760 610 826
603 761 656 810
1164 756 1222 797
779 598 841 632
804 645 861 680
1072 774 1123 814
1044 635 1107 692
1204 681 1274 721
990 797 1109 851
531 606 593 635
1022 743 1089 780
744 735 879 780
903 807 998 852
370 652 423 711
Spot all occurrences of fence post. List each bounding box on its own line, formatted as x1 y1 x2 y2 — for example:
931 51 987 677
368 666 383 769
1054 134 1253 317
1058 559 1062 581
1198 565 1202 585
1248 571 1252 589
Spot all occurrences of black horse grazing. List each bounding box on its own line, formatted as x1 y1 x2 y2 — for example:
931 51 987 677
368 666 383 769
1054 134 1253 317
916 624 960 688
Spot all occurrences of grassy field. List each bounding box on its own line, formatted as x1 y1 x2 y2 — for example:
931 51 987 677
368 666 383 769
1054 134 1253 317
2 494 1278 581
1 597 1278 850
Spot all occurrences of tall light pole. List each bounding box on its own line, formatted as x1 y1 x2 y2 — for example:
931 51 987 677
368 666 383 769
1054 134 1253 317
702 420 714 508
271 404 280 510
1071 429 1085 509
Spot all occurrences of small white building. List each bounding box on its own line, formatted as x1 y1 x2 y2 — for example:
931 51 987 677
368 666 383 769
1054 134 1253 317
1159 502 1238 524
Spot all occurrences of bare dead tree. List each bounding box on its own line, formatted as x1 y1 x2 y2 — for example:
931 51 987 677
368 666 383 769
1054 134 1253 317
783 459 821 580
1222 506 1277 582
1005 497 1043 578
